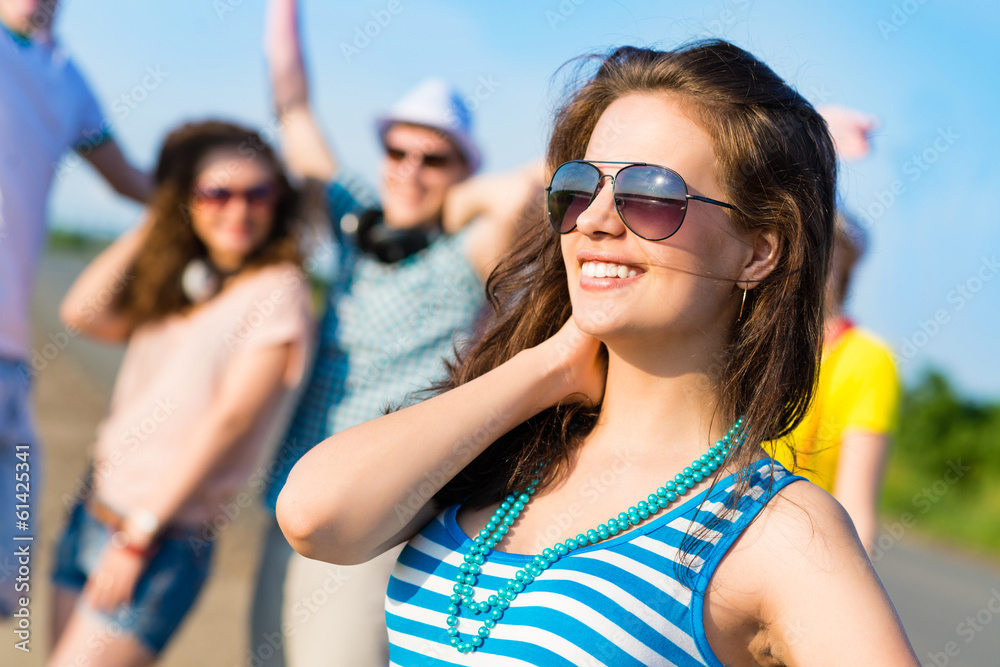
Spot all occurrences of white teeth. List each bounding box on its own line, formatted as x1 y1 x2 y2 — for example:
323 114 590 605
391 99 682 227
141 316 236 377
581 261 638 279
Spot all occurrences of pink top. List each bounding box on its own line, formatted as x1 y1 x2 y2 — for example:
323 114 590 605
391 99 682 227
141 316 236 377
91 263 314 528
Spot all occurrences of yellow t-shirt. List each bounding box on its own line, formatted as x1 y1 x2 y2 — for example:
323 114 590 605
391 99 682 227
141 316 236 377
769 327 899 492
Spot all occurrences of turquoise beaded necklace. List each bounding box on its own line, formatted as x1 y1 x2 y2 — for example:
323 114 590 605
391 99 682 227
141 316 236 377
444 416 746 654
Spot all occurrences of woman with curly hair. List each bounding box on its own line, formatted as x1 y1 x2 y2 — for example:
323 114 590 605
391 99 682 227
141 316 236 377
49 120 314 665
278 42 918 665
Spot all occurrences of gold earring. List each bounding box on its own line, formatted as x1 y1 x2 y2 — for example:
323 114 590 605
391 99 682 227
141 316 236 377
738 287 747 321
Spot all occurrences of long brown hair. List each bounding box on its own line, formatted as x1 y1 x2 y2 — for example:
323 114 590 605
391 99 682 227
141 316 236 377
435 41 837 509
114 120 302 326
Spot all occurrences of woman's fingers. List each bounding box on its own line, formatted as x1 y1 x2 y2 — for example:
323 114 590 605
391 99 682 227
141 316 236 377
83 548 143 613
541 316 607 406
83 569 114 611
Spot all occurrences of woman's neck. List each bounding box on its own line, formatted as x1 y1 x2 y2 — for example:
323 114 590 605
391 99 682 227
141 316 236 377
585 344 731 466
206 250 245 275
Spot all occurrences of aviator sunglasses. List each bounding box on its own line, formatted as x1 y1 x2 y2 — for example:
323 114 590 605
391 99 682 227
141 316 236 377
384 145 457 169
193 183 277 209
546 160 736 241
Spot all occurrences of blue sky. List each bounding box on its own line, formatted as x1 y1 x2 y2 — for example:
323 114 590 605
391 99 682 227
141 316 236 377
48 0 999 398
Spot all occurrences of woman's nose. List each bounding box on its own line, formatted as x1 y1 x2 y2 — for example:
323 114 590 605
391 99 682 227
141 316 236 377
573 175 626 238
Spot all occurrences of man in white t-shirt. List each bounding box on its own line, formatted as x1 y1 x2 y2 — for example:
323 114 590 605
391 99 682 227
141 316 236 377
0 0 150 617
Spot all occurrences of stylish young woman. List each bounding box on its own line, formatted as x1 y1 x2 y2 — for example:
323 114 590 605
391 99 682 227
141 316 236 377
278 43 918 665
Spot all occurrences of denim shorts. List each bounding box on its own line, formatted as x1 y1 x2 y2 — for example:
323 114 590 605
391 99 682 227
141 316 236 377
51 501 215 655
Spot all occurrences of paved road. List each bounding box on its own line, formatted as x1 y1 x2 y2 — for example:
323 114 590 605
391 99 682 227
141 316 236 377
29 246 124 389
877 540 1000 666
15 248 1000 666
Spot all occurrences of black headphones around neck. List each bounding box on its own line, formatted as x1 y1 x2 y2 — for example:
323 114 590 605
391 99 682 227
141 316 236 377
339 209 436 264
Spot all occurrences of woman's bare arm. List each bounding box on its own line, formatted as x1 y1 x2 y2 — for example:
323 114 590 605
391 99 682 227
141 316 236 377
276 319 606 565
59 217 152 343
445 160 547 281
131 342 294 533
752 483 918 665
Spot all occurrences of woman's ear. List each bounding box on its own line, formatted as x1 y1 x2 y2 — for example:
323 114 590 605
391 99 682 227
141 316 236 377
739 227 782 288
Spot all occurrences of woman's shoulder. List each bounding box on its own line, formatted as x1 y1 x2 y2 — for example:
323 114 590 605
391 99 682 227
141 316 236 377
734 476 866 582
239 261 308 286
767 478 856 537
709 472 911 663
228 262 311 302
705 474 866 630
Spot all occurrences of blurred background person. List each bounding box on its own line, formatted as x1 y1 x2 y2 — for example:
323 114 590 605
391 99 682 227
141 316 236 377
48 120 314 665
770 105 899 553
250 1 545 664
0 0 149 618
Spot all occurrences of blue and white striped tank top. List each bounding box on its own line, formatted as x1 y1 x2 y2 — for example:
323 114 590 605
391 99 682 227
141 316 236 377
385 458 804 666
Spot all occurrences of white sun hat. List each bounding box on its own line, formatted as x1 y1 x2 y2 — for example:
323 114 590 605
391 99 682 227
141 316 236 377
375 77 482 173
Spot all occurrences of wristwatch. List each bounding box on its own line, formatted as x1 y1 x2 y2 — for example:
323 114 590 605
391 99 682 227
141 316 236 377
114 508 161 558
128 508 161 539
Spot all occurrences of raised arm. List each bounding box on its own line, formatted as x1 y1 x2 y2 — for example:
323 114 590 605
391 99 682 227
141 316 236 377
266 0 337 181
84 140 152 203
819 104 879 162
276 318 606 565
59 217 152 343
444 160 547 280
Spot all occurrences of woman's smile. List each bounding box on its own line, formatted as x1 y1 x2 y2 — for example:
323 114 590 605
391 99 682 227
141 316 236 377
576 251 645 291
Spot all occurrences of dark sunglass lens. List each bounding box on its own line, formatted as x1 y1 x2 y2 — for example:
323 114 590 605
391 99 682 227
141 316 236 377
548 163 598 233
421 154 452 168
615 166 687 240
196 187 231 203
246 184 276 203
